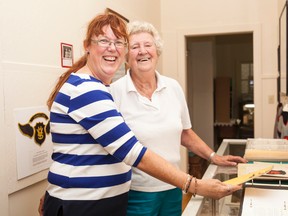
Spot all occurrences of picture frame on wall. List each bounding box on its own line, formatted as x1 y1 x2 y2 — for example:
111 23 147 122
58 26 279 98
105 8 129 23
61 42 73 68
105 8 129 82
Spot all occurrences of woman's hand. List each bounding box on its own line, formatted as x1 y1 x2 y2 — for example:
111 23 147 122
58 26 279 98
211 154 248 166
189 178 242 200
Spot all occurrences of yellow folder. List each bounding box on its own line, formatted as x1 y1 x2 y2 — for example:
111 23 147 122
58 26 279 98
223 165 273 185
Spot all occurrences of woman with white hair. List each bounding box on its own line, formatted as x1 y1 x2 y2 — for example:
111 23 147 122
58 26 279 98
110 20 247 216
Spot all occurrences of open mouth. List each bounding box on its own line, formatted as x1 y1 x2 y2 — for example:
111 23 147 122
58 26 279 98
104 56 117 62
138 57 150 62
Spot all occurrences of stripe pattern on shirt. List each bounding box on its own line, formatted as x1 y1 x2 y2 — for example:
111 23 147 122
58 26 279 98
47 73 146 200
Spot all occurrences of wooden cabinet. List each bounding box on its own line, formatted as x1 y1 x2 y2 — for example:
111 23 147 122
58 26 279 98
188 155 208 179
214 77 231 123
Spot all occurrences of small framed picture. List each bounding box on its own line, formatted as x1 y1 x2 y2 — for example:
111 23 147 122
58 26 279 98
61 43 73 68
105 8 129 23
105 8 129 82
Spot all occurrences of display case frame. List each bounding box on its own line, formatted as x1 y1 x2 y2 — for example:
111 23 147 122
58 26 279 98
182 139 247 216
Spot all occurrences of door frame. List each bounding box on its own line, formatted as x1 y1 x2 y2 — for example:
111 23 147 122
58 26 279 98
177 24 262 136
177 24 261 172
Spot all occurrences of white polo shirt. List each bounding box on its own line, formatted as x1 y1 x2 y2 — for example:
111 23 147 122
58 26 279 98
110 70 192 192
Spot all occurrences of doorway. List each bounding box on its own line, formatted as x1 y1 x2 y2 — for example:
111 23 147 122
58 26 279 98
186 33 254 150
176 24 261 174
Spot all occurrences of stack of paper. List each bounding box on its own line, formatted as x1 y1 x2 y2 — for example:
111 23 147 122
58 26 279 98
240 186 288 216
243 138 288 161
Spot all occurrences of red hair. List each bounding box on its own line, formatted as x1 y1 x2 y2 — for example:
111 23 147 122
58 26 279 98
47 13 128 109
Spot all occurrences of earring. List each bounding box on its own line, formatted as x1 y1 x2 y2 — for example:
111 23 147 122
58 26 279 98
86 51 90 54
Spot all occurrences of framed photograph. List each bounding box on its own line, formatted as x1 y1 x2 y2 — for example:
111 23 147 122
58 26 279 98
105 8 129 23
105 8 129 82
61 43 73 68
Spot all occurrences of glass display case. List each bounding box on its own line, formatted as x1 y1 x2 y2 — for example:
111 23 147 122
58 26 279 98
182 139 247 216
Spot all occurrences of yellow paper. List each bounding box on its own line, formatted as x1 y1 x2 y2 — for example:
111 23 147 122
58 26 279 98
223 165 273 185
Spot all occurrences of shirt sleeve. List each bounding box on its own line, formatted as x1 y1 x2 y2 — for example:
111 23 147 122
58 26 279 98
67 80 147 167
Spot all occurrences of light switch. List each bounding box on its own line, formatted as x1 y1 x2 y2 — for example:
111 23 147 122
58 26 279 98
268 95 274 104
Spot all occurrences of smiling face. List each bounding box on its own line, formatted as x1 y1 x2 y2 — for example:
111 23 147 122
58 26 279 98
86 25 127 84
128 32 158 74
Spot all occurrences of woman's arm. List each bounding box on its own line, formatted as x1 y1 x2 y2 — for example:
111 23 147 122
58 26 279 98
137 149 242 199
181 129 247 166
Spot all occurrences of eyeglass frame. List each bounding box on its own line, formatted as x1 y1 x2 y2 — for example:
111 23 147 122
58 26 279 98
91 38 127 49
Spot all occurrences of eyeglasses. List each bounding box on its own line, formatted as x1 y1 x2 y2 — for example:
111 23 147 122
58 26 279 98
91 38 127 48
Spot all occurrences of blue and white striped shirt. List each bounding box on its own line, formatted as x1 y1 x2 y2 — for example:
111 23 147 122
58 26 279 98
46 73 147 201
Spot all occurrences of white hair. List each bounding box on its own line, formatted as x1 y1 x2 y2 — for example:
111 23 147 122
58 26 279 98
127 20 163 56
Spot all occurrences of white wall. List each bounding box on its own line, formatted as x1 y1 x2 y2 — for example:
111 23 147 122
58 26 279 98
187 38 214 149
0 1 160 215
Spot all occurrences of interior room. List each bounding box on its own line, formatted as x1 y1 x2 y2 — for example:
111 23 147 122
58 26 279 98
0 0 286 215
186 33 254 151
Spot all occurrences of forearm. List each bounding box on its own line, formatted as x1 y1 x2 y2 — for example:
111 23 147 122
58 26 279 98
136 149 242 199
181 129 214 160
181 129 247 165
